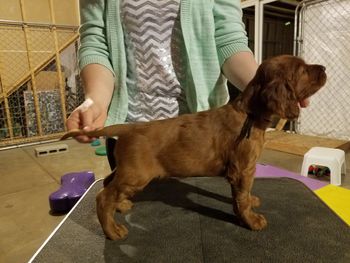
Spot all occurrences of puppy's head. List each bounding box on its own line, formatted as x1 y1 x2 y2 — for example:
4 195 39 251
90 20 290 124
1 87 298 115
240 55 327 119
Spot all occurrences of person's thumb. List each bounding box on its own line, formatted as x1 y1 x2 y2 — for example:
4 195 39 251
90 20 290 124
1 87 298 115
79 109 94 131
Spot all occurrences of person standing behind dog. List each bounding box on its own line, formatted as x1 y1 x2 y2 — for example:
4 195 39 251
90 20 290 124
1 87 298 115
67 0 258 167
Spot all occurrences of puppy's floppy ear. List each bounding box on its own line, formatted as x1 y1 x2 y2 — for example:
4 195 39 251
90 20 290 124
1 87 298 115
240 73 265 114
240 63 300 120
240 82 258 113
261 78 300 119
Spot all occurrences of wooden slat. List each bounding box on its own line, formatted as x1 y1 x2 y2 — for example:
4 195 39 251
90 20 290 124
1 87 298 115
3 33 78 98
0 132 64 148
275 119 287 131
3 96 14 139
20 0 43 136
49 0 67 131
265 131 350 156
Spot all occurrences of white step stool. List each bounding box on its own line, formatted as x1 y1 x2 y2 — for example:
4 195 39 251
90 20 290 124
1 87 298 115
301 147 346 186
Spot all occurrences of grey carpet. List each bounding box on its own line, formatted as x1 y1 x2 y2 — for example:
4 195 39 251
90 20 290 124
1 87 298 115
32 177 350 263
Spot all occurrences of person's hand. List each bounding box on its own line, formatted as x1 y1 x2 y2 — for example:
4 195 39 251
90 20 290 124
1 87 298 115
299 98 310 108
66 98 108 143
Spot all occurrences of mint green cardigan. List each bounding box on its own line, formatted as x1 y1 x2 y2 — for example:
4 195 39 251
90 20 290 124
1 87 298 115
79 0 251 125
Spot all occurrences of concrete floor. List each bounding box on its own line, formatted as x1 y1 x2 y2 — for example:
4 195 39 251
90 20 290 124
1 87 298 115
1 139 349 263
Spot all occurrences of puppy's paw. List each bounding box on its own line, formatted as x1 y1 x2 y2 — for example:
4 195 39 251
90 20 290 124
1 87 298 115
247 212 267 231
117 199 133 214
250 195 261 208
105 222 129 240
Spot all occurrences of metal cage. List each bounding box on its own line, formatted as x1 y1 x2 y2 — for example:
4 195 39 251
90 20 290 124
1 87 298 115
0 20 82 148
294 0 350 140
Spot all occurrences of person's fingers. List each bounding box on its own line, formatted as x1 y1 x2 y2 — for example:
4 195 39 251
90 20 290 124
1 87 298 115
74 98 99 142
299 97 310 108
80 109 94 130
66 110 81 131
65 108 95 143
65 99 107 143
65 110 91 143
75 110 97 142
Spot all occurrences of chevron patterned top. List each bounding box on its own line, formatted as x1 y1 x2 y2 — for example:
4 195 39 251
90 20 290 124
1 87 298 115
121 0 189 122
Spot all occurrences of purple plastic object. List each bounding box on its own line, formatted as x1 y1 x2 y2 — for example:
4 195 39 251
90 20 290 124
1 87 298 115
49 171 95 213
256 164 328 191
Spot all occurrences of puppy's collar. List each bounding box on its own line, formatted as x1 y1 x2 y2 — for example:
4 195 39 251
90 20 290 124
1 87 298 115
235 114 271 145
243 115 254 139
235 114 254 145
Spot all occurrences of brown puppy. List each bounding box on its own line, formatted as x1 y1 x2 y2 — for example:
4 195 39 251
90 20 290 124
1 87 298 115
62 55 327 240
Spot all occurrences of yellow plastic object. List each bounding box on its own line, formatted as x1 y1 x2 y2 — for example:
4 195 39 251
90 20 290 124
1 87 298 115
315 185 350 226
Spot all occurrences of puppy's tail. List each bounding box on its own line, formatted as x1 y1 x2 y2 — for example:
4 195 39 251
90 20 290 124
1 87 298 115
60 124 132 140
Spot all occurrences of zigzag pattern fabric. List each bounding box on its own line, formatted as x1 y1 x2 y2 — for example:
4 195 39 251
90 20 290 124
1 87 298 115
121 0 189 122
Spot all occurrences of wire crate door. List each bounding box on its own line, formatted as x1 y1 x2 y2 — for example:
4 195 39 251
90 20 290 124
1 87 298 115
296 0 350 140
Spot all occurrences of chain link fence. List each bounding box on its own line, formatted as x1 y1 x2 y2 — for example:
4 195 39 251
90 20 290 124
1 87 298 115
0 21 84 148
295 0 350 140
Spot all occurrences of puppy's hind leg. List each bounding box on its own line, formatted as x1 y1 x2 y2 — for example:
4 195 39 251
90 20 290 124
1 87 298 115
97 135 164 240
97 168 159 240
96 180 129 240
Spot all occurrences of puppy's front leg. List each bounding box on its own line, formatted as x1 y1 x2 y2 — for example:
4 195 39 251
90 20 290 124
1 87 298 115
226 165 267 230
